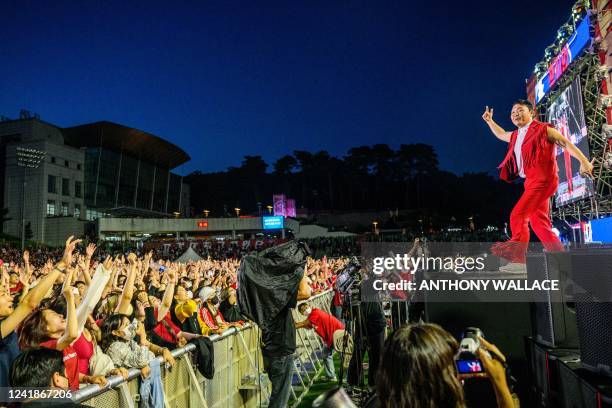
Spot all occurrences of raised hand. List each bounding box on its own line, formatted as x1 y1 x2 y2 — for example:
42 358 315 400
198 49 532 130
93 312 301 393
102 256 113 271
482 106 494 124
127 253 138 265
22 250 29 265
85 243 97 259
167 268 177 285
62 267 75 300
18 267 32 286
61 236 82 267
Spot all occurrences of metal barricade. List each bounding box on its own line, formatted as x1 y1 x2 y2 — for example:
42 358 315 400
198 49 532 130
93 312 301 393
72 290 335 408
291 290 335 406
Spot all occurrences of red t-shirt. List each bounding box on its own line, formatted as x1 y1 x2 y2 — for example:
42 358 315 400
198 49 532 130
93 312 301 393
39 339 79 390
307 308 344 347
331 276 343 307
72 333 94 376
153 307 181 344
9 283 23 294
390 271 413 301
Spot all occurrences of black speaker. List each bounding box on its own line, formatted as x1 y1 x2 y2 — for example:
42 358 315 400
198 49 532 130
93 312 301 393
526 252 579 348
525 337 579 407
570 250 612 377
558 359 612 408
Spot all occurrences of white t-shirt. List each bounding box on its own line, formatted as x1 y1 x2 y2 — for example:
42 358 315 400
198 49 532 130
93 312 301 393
514 120 533 178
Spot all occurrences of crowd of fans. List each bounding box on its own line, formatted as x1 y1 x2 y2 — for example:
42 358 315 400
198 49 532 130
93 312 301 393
0 237 345 406
140 237 360 261
0 233 518 408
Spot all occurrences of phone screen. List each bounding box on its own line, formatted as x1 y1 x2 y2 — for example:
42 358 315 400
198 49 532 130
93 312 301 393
456 359 484 374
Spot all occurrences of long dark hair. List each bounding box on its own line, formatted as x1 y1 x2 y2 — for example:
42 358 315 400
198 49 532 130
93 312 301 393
17 309 52 350
99 314 130 352
377 323 466 408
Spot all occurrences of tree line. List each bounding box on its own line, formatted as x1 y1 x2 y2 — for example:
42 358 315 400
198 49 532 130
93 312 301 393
184 143 522 229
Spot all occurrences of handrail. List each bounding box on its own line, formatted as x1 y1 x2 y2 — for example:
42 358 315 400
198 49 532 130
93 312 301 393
72 289 333 403
72 322 254 402
297 288 333 306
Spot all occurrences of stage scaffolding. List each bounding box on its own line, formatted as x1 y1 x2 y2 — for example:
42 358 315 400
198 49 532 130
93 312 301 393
535 1 612 222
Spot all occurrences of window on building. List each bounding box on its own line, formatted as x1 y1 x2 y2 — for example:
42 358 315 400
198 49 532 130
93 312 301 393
74 181 82 198
86 209 103 221
62 178 70 196
48 175 57 194
77 163 82 170
46 200 55 216
61 202 69 216
65 160 69 167
51 157 56 164
74 204 81 218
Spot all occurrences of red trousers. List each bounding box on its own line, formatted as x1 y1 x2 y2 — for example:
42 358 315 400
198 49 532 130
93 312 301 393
492 177 564 263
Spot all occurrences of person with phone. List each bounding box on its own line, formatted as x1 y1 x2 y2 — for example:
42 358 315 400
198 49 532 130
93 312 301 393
375 323 514 408
482 100 594 273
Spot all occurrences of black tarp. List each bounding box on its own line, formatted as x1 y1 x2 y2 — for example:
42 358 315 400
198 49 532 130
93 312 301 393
237 240 309 329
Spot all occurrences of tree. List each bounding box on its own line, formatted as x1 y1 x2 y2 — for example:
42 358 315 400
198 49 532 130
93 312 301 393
344 146 374 175
273 155 297 175
182 143 519 226
396 143 439 180
239 156 268 176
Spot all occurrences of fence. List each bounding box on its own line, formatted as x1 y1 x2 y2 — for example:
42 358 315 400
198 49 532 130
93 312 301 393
72 290 334 408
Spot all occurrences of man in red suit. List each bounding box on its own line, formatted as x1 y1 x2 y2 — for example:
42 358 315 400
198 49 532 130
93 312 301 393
482 100 593 273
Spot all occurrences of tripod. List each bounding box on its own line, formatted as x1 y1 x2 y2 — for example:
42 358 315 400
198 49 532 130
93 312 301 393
337 296 361 388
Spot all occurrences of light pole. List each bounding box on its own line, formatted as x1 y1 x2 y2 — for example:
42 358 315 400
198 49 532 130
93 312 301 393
16 147 45 250
234 207 241 217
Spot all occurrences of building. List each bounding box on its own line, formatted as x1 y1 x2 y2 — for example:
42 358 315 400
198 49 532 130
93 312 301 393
0 112 190 245
97 216 300 241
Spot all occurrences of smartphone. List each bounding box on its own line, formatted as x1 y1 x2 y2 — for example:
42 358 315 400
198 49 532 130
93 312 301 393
456 359 484 374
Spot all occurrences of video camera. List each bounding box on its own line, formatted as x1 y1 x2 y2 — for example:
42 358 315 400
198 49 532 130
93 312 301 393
335 257 363 303
455 327 486 375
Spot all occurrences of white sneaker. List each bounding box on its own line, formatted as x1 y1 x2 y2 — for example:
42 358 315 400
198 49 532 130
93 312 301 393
498 262 527 274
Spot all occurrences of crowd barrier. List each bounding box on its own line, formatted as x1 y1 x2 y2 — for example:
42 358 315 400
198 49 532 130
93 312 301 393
72 290 334 408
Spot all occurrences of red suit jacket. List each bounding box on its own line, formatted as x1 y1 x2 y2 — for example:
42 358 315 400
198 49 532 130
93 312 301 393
498 120 558 184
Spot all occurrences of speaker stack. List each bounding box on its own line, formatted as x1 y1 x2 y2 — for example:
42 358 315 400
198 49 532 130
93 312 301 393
525 250 612 407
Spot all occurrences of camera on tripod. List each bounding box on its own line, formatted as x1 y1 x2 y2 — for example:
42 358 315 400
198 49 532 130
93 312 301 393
335 257 363 304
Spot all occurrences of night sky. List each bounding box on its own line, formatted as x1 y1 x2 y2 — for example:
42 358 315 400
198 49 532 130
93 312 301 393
1 0 575 176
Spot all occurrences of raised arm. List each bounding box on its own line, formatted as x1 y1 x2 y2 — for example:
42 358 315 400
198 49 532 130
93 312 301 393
157 268 176 322
18 251 33 301
297 273 312 301
192 263 202 293
57 268 78 350
1 236 79 338
116 253 138 315
482 106 511 143
22 250 32 285
546 127 594 177
100 258 117 300
82 243 97 286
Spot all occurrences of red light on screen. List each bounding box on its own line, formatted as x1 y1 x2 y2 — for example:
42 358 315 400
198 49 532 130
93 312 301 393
197 221 208 228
